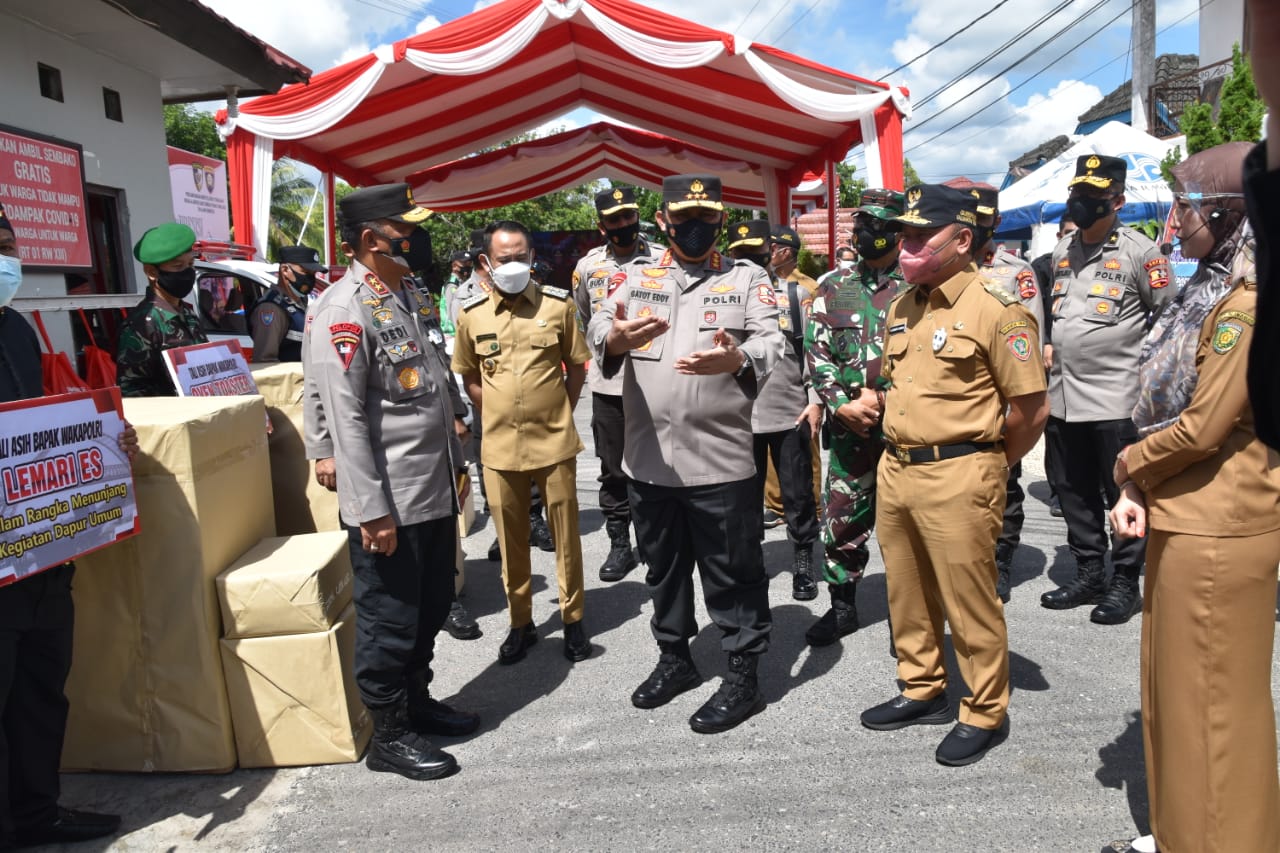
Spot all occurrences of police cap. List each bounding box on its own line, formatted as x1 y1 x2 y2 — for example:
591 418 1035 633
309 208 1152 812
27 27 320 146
663 174 724 212
339 182 432 225
893 184 981 229
770 225 802 251
941 177 999 217
1069 154 1126 191
596 186 639 216
726 220 770 251
277 244 327 272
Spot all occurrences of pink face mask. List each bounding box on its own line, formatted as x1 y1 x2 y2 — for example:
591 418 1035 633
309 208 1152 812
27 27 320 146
898 230 961 284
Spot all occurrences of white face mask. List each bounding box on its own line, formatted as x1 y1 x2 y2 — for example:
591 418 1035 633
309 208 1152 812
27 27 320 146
0 254 22 308
838 259 855 270
488 260 531 295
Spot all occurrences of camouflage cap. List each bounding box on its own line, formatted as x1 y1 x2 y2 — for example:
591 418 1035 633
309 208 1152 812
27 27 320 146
853 188 906 221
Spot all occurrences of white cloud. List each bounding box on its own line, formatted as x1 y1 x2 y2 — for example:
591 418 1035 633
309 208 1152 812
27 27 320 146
415 14 441 33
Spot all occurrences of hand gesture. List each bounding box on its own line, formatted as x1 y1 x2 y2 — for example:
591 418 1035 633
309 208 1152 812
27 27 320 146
1109 481 1147 540
605 301 669 355
675 328 746 375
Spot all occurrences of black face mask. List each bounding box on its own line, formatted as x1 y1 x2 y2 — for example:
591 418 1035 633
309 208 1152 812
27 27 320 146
855 228 897 260
605 222 641 249
742 252 770 268
666 218 721 259
155 266 197 299
1067 195 1113 230
376 227 433 273
290 271 316 295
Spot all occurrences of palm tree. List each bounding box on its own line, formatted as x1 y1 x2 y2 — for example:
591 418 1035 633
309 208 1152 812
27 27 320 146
268 159 316 257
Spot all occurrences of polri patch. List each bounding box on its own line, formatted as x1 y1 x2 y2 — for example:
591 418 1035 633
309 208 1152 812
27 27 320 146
330 322 362 371
1016 270 1036 300
608 271 628 296
1212 321 1243 354
1145 257 1170 289
756 285 776 306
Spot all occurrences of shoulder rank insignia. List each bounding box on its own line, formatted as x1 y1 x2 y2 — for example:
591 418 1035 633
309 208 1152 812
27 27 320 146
539 284 569 300
363 273 391 298
983 282 1019 306
659 249 673 266
708 251 722 272
462 291 489 312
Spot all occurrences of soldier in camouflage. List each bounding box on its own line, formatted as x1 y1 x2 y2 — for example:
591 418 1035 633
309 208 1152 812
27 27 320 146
803 189 905 646
117 223 208 397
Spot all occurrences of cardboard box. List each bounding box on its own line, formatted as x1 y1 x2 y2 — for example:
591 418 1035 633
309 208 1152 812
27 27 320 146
251 362 340 536
63 396 276 773
457 471 476 539
217 532 353 639
220 604 371 768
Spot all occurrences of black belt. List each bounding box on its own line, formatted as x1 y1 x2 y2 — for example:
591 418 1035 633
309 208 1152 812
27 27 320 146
884 441 997 464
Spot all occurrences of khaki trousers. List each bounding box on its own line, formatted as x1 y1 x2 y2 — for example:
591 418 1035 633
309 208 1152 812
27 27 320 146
876 449 1009 728
484 458 584 628
1143 527 1280 853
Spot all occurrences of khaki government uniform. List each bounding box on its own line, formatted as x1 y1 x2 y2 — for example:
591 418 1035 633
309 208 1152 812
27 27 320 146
1125 280 1280 853
452 279 591 628
877 264 1045 729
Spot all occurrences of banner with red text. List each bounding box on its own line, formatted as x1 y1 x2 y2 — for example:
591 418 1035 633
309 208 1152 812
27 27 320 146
0 125 91 268
163 339 259 398
0 387 138 586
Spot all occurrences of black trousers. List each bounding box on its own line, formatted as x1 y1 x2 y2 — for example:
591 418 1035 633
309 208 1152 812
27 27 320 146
629 477 771 655
347 517 456 709
0 564 75 844
591 392 630 525
1045 417 1146 578
753 425 818 546
997 461 1024 558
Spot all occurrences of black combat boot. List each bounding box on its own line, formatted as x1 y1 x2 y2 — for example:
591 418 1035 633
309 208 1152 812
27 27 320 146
995 543 1014 604
599 519 639 582
631 644 702 709
791 544 818 601
1040 559 1105 610
407 672 480 736
443 599 482 640
1090 572 1142 625
689 653 766 734
366 701 458 780
805 582 859 646
529 507 555 552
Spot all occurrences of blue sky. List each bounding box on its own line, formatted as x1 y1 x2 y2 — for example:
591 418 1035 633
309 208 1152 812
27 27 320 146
203 0 1205 187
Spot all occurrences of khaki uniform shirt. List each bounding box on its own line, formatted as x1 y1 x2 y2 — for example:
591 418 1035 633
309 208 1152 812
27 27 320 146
882 264 1046 448
587 249 785 487
981 247 1045 334
1126 280 1280 536
573 238 655 397
452 280 590 472
1048 224 1172 422
310 260 462 527
753 272 819 433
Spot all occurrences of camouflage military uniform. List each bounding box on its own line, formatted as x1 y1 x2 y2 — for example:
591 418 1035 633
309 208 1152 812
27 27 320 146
116 291 208 397
805 261 903 584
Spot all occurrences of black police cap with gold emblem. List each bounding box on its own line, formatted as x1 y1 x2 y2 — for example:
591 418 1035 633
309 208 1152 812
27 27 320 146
770 224 802 251
893 184 981 229
596 186 639 216
278 244 328 272
1069 154 1126 191
726 220 770 251
339 182 433 225
663 174 724 212
941 177 999 217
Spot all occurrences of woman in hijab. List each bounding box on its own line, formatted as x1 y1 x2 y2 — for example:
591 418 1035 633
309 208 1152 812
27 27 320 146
1111 141 1280 853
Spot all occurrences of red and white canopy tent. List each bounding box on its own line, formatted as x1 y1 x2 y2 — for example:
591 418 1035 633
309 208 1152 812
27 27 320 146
215 0 910 264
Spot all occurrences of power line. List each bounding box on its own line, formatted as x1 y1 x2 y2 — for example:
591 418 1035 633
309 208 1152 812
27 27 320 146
732 0 766 35
883 0 1016 78
769 0 827 43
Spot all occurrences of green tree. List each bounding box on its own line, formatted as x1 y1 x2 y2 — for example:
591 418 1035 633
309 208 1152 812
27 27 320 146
1181 101 1224 154
835 161 866 208
903 158 922 187
1181 42 1263 155
163 104 225 160
267 159 316 257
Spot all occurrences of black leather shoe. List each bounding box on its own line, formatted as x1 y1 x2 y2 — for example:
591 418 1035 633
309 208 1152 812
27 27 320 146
860 693 953 731
1090 575 1141 625
563 620 591 662
529 512 555 552
631 653 701 709
443 600 482 640
408 696 480 736
14 808 121 846
791 546 818 601
805 584 859 646
689 653 765 734
1040 561 1105 610
935 719 1009 766
498 623 537 664
487 538 501 562
599 518 638 582
995 563 1011 604
367 704 457 780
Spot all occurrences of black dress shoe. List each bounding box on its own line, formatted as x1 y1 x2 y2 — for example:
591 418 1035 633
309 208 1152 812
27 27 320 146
563 620 592 662
408 696 480 736
860 693 953 731
498 623 537 664
631 653 702 708
14 808 121 846
443 600 482 640
935 719 1009 766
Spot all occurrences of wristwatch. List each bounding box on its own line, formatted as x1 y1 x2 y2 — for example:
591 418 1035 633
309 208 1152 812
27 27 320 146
734 351 753 377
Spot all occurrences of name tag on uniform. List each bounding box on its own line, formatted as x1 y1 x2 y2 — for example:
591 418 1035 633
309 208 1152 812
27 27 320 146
888 323 907 335
626 299 669 360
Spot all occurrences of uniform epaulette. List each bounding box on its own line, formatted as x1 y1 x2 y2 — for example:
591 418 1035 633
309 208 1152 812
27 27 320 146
983 282 1019 306
539 284 570 300
462 291 489 311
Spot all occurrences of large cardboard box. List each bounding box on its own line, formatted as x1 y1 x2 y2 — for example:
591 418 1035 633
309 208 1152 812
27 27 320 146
63 396 275 773
217 532 352 639
251 362 340 536
220 604 371 768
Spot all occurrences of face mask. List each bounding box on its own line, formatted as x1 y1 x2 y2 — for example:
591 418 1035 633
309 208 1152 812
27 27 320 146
155 266 197 299
0 255 22 308
838 259 855 271
897 231 961 284
742 253 770 268
377 227 433 273
666 217 721 259
290 271 316 296
1067 195 1113 230
488 261 531 295
855 228 896 261
605 222 641 249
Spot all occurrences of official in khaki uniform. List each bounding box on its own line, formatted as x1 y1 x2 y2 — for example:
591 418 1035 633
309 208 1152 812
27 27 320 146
452 220 592 665
859 184 1048 767
312 184 477 782
587 174 784 735
1109 143 1280 853
572 187 654 582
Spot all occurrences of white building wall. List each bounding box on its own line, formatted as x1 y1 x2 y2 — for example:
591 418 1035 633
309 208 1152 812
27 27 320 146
1199 0 1245 66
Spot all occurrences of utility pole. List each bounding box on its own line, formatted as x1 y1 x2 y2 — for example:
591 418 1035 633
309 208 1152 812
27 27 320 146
1131 0 1156 132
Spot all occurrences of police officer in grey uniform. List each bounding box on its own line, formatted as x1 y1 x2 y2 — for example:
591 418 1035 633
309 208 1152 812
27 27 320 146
727 220 822 601
573 187 654 582
587 174 785 734
311 183 478 781
1039 155 1173 624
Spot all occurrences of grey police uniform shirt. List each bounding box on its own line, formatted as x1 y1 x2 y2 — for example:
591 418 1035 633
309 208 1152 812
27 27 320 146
981 247 1045 334
572 238 655 397
1048 224 1172 422
752 273 820 434
303 285 336 459
586 248 785 488
447 271 484 330
310 259 463 527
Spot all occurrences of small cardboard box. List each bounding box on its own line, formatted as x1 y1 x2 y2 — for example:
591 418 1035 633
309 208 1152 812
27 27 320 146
220 604 371 768
217 532 353 639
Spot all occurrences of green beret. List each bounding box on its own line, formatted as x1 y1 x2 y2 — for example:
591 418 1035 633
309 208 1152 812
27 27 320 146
133 223 197 265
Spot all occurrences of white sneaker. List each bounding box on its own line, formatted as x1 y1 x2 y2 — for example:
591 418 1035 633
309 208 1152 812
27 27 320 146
1129 834 1156 853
